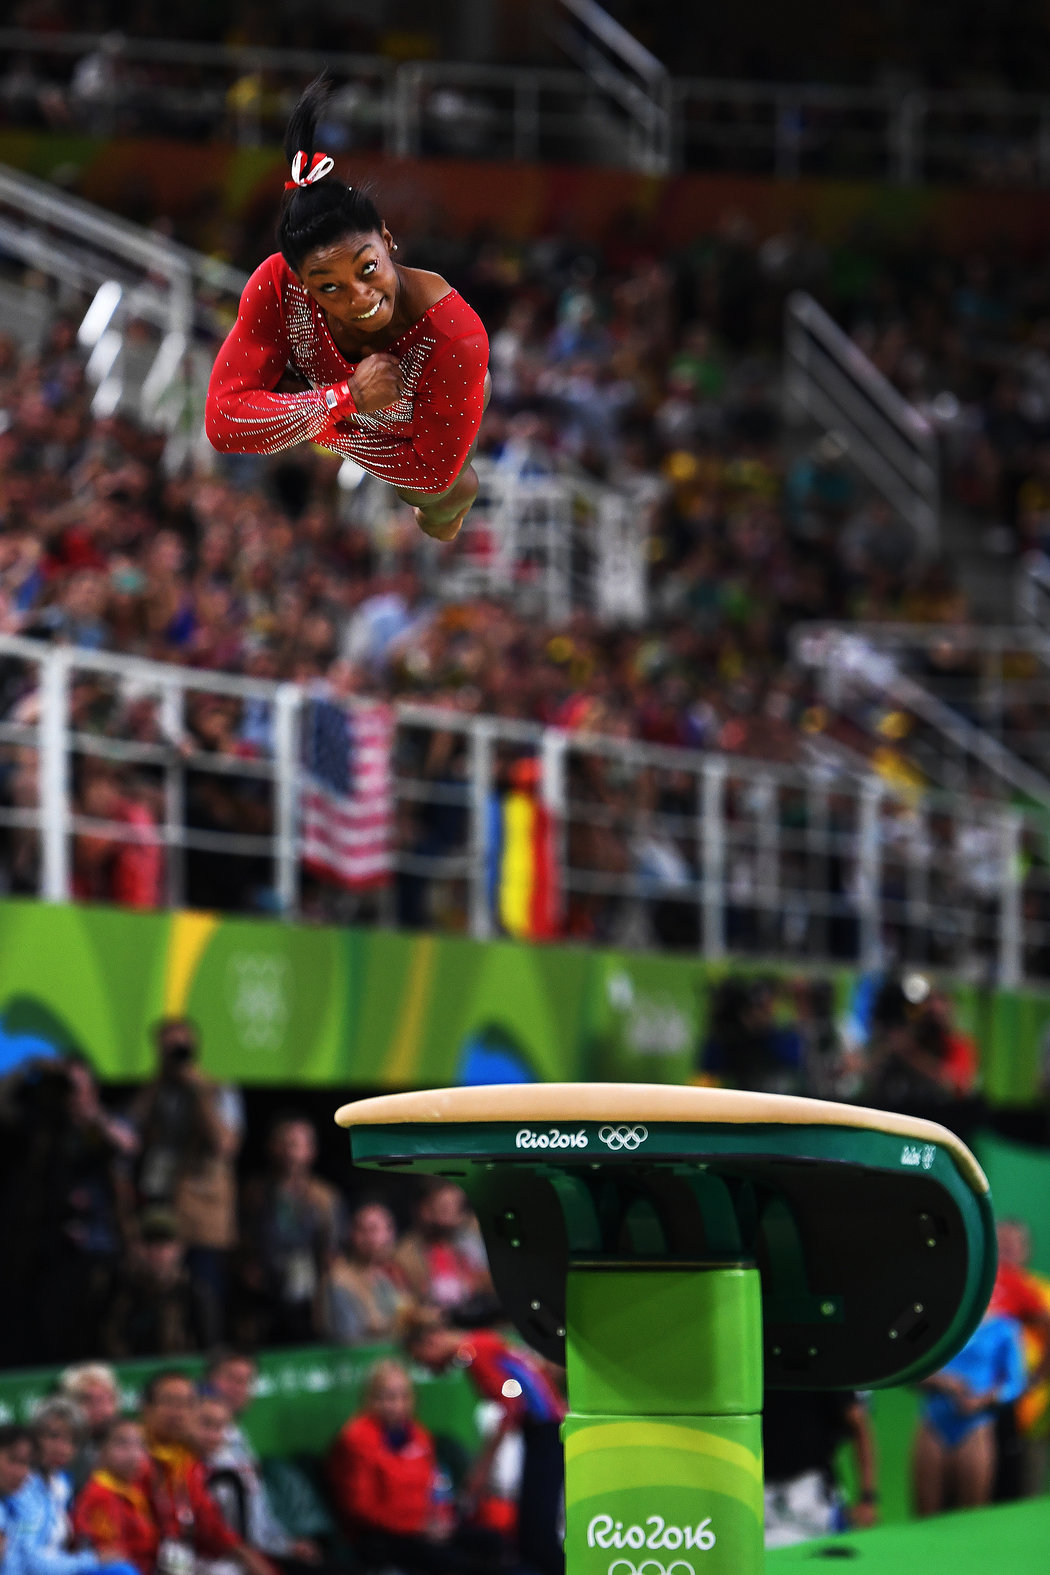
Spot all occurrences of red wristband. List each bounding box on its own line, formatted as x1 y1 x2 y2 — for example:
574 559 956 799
323 381 358 419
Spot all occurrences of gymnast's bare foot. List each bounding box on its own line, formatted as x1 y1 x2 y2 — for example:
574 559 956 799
414 505 469 542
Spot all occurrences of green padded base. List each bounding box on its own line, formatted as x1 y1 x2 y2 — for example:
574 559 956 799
766 1497 1050 1571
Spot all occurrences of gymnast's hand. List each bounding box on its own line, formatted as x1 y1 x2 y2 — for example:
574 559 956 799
348 352 403 414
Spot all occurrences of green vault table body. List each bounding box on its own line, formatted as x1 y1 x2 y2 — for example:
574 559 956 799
336 1083 996 1575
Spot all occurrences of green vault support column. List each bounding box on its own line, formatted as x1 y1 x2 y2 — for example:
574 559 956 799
564 1265 764 1573
336 1084 997 1575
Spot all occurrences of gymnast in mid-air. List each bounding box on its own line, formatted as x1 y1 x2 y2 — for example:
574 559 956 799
206 74 489 542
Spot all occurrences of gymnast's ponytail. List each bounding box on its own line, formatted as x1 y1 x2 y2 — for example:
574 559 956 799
278 73 383 273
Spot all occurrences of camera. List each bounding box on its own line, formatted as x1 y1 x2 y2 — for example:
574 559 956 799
161 1038 195 1069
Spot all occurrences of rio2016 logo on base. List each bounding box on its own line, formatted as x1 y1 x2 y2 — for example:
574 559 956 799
587 1513 716 1572
516 1127 588 1150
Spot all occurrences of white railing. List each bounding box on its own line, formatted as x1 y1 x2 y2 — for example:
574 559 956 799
0 165 640 625
671 78 912 181
0 29 396 149
387 58 665 166
6 29 1050 183
446 459 649 628
0 635 1046 985
0 163 246 466
783 291 940 553
793 621 1050 801
553 0 672 173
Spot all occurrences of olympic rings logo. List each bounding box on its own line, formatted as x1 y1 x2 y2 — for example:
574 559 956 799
599 1124 648 1151
607 1562 695 1575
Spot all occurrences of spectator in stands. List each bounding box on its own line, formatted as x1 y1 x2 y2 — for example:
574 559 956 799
327 1359 499 1575
238 1116 341 1346
791 977 858 1100
139 1371 275 1575
72 765 163 911
988 1218 1050 1500
192 1393 321 1572
762 1390 878 1547
394 1184 493 1325
865 975 978 1111
326 1202 414 1346
912 1308 1027 1516
58 1365 120 1490
406 1314 565 1575
129 1018 243 1346
698 977 803 1094
0 1422 137 1575
327 1359 435 1556
200 1352 256 1425
0 1055 135 1365
199 1352 323 1568
102 1209 206 1359
22 1402 82 1561
73 1417 157 1575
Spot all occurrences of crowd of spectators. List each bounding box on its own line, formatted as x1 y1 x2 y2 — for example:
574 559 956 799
4 205 1050 969
0 969 989 1377
0 1009 1047 1552
8 0 1050 169
8 205 1050 718
6 0 1050 84
0 1343 554 1575
697 968 981 1116
7 209 1050 961
0 1011 573 1572
0 1016 507 1371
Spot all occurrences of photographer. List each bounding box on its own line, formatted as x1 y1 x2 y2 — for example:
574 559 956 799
864 977 978 1114
0 1054 135 1364
129 1019 244 1346
698 977 804 1095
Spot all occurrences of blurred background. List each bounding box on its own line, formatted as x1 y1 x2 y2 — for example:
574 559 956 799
1 0 1050 1564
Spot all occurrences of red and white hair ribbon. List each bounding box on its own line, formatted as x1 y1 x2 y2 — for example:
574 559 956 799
285 151 336 190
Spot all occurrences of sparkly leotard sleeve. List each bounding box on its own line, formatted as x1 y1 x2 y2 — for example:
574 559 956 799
205 254 489 494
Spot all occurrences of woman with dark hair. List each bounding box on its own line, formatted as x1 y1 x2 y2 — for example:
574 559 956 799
206 76 489 542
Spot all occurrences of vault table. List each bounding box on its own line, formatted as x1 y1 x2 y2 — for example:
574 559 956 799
336 1083 996 1575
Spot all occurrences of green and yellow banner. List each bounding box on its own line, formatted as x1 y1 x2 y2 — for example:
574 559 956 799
0 897 1048 1100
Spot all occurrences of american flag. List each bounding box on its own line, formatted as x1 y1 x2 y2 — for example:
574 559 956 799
300 696 395 888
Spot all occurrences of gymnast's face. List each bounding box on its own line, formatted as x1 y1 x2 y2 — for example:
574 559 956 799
298 227 399 337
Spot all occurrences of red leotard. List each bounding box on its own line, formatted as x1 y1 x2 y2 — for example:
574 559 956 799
205 253 489 494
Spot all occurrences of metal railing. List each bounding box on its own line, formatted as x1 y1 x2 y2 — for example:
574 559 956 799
0 162 641 626
1 635 1047 986
792 623 1050 805
7 29 1050 183
0 162 246 467
553 0 672 173
445 458 649 628
783 291 940 553
0 29 395 150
